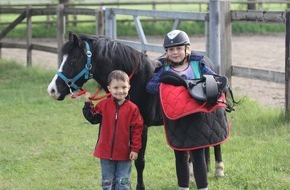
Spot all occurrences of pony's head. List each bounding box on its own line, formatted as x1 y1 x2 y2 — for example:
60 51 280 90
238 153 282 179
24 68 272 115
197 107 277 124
47 32 93 100
47 32 162 125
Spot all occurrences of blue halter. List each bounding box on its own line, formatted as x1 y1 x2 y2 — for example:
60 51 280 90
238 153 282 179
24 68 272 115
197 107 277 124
57 41 92 92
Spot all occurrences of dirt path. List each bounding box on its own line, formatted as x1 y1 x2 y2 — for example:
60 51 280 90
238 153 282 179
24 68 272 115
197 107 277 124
1 34 285 108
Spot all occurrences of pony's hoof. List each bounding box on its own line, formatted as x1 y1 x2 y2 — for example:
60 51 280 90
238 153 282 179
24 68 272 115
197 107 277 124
136 183 145 190
215 161 225 177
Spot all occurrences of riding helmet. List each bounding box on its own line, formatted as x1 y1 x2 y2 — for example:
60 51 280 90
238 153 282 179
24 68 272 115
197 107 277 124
163 30 190 48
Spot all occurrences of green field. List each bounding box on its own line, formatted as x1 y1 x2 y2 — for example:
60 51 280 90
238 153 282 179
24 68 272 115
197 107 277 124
1 59 290 189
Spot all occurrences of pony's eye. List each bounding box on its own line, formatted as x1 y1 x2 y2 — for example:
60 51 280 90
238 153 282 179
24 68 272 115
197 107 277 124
70 59 77 66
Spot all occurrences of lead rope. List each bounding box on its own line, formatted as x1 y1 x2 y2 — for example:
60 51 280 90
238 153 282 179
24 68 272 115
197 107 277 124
70 87 87 99
74 55 140 101
70 85 110 100
89 86 111 101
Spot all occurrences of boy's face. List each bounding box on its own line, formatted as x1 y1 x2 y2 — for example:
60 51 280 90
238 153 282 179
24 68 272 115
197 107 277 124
107 79 130 101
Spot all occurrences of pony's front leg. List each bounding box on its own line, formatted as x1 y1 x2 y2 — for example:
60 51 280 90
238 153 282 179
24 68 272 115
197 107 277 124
134 125 148 190
214 145 225 177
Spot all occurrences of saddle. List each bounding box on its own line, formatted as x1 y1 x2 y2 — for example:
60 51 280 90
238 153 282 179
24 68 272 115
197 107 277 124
160 71 229 107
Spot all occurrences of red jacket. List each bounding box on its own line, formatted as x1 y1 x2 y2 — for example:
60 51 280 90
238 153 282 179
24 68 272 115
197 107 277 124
83 97 144 161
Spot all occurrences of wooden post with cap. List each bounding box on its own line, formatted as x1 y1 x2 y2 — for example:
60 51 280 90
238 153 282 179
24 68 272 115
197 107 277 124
56 4 65 67
285 10 290 112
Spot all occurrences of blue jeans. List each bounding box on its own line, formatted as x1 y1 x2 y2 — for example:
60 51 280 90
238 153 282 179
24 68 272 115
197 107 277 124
100 159 132 190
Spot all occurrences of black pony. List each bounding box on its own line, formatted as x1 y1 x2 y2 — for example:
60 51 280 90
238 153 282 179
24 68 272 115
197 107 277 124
47 32 224 189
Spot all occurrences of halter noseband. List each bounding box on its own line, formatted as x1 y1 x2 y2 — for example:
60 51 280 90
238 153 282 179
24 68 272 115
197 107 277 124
57 41 92 94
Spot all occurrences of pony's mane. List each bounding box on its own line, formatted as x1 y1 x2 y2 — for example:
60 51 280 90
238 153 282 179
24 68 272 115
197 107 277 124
62 34 147 73
88 35 146 73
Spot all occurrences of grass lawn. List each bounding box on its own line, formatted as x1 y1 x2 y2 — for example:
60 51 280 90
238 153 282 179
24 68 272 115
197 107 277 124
0 59 290 189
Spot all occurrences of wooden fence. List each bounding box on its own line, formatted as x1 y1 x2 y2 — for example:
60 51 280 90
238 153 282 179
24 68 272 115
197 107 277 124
0 1 290 110
0 1 289 27
1 0 290 9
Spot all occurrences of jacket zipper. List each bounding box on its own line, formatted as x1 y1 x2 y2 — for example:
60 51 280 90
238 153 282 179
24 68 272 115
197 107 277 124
110 104 120 160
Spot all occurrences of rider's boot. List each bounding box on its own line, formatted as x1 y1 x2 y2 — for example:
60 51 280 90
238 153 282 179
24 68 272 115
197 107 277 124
178 187 189 190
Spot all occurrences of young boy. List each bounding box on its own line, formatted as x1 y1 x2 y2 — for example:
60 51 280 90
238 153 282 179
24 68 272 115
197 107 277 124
83 70 144 190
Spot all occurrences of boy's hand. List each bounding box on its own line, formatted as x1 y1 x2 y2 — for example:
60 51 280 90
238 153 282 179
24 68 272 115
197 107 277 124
129 151 138 160
85 92 92 102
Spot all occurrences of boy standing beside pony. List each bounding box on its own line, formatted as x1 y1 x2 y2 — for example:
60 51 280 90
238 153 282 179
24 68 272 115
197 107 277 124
82 70 144 190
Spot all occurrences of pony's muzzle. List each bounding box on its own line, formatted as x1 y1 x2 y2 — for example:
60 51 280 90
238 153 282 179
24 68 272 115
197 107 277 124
47 82 60 100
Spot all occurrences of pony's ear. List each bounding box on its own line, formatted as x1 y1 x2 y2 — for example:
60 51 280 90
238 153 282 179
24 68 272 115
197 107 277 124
68 32 83 48
68 31 74 41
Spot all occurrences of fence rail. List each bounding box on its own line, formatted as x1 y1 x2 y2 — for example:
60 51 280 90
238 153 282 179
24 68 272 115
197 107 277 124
231 10 286 22
232 66 285 84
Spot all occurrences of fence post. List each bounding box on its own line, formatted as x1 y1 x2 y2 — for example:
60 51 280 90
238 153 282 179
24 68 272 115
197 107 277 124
105 8 117 39
56 4 65 67
96 6 104 35
209 0 221 74
46 4 52 28
219 1 232 84
72 4 77 28
205 4 209 57
247 0 256 10
152 2 156 25
285 10 290 111
0 40 1 59
26 5 32 67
